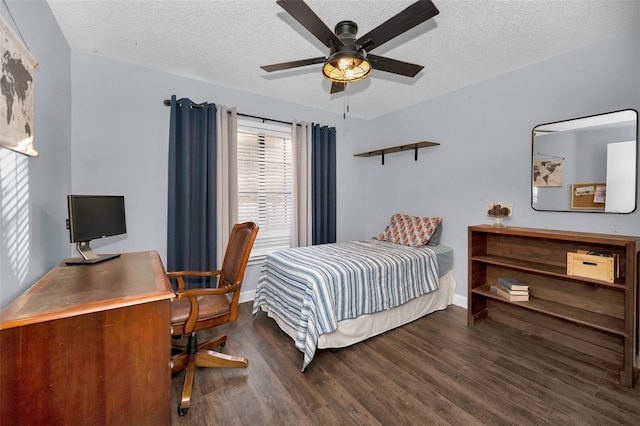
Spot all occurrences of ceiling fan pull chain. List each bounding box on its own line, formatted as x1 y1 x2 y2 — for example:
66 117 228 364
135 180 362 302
343 86 351 120
343 90 347 120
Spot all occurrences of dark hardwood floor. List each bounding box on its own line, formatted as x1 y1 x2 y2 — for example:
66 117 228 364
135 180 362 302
171 302 640 425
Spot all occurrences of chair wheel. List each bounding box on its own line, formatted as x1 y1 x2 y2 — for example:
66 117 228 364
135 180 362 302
178 406 188 416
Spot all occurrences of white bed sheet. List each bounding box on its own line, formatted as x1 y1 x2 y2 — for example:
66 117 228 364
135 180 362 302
260 269 456 349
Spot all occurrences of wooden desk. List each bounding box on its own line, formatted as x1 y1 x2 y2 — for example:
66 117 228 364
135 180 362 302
0 251 174 425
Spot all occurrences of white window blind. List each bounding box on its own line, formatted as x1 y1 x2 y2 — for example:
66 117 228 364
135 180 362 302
237 120 293 258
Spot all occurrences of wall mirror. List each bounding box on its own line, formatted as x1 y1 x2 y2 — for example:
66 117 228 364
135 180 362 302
531 109 638 213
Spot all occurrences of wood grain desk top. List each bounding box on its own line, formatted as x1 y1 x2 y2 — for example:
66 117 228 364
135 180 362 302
0 250 173 330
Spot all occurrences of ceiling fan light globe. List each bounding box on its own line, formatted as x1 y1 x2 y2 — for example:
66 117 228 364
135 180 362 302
339 58 355 71
322 54 371 83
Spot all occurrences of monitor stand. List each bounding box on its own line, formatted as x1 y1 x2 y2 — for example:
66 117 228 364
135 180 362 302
65 241 120 265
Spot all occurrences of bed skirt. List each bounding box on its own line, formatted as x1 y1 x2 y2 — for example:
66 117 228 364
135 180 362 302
258 270 456 350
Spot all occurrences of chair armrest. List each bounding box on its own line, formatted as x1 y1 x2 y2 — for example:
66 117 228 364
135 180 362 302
173 283 241 300
167 270 222 277
172 283 242 334
167 270 222 291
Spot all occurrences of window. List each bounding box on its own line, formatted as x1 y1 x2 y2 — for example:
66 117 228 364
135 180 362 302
237 119 293 258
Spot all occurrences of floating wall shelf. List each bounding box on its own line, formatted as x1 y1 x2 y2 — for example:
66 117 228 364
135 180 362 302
354 141 440 165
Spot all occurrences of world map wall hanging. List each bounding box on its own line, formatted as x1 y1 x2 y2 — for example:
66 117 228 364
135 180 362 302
0 14 38 157
533 158 563 187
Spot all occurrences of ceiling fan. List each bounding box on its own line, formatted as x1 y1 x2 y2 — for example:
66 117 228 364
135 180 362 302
261 0 439 94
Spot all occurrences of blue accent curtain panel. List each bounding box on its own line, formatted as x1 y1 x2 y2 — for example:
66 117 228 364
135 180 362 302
167 95 218 286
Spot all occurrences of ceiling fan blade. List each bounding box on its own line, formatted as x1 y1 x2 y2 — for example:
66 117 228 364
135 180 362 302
356 0 439 52
261 56 326 72
368 54 424 77
330 82 346 94
276 0 343 49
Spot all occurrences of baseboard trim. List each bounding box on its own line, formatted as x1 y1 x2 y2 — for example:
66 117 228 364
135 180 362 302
452 293 467 309
240 289 256 305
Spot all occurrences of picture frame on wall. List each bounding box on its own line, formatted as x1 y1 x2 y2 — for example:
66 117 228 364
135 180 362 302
0 14 38 157
571 183 606 209
533 158 563 187
594 185 607 204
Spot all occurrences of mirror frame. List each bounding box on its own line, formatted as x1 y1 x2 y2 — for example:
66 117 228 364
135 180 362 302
531 109 638 213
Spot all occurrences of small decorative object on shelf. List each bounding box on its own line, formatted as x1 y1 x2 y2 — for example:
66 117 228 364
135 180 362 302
486 202 512 227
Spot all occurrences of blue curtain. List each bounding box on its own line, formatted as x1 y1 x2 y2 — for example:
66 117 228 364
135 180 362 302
311 124 337 245
167 95 217 287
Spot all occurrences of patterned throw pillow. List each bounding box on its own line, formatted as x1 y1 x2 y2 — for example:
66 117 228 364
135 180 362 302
377 213 442 247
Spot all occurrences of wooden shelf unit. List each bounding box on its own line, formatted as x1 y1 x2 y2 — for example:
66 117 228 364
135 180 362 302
354 141 439 164
468 225 640 387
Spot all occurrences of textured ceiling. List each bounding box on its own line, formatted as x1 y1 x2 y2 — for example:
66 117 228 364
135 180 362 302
47 0 640 119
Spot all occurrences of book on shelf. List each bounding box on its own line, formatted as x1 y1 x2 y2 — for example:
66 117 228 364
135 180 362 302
495 282 529 296
490 285 529 302
497 277 529 291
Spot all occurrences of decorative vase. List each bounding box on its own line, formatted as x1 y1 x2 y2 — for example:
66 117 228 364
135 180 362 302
491 216 506 228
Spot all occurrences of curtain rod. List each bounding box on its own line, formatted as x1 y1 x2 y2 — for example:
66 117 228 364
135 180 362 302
163 99 294 126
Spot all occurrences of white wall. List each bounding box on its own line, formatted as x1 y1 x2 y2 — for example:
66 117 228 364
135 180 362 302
364 27 640 300
68 51 370 298
0 1 71 309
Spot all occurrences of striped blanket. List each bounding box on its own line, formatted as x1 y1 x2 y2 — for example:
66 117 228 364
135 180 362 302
252 239 439 370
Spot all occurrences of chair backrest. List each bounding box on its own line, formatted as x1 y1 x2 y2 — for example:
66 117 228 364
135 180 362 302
219 222 259 288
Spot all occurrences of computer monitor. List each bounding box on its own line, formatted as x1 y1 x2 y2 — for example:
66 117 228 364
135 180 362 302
65 194 126 264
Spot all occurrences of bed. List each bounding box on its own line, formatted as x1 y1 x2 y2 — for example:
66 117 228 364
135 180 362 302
252 217 455 370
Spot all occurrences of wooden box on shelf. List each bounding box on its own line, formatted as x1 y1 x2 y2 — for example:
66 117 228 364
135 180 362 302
467 225 640 387
567 251 616 283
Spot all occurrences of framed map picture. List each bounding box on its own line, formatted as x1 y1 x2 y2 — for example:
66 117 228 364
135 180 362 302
1 15 38 156
533 158 563 187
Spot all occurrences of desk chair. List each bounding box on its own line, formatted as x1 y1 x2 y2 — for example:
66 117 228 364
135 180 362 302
168 221 258 416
